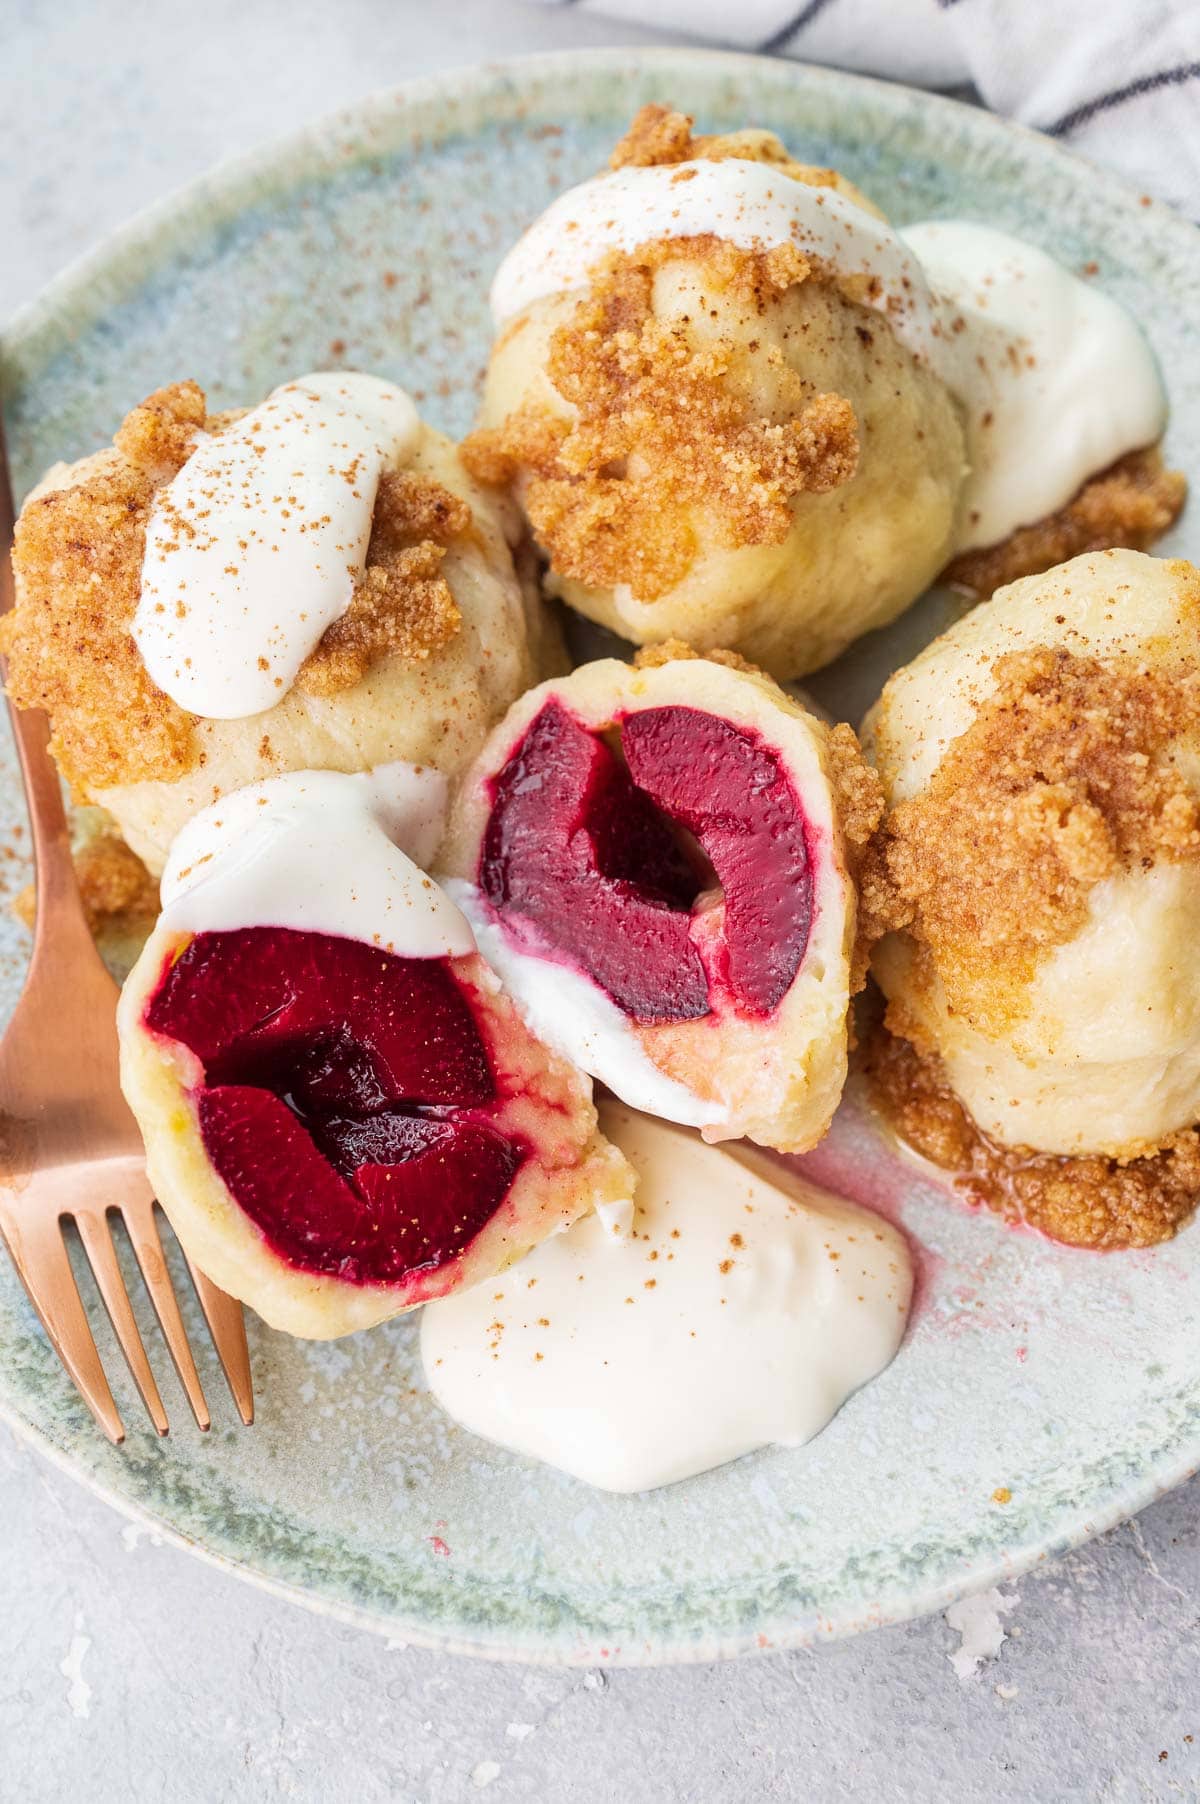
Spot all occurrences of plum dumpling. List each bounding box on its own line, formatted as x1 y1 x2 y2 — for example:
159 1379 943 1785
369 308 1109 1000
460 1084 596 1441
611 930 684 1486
863 549 1200 1248
463 105 966 678
117 766 634 1338
439 643 883 1153
466 104 1182 677
2 372 548 873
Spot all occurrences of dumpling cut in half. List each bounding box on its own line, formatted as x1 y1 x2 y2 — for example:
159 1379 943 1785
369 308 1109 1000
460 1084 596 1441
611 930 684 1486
117 768 633 1337
3 372 546 874
863 549 1200 1248
439 646 883 1152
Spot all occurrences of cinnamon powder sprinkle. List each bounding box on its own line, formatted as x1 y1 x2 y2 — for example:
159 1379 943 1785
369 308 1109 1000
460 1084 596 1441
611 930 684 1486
866 1022 1200 1249
3 382 468 796
945 447 1187 599
865 646 1200 1034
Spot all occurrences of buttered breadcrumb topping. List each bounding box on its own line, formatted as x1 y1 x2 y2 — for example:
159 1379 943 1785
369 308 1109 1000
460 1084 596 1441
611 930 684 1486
463 107 861 602
867 1022 1200 1249
945 448 1187 599
463 236 857 602
607 103 860 200
635 638 884 990
15 830 159 937
2 382 469 796
865 645 1200 1036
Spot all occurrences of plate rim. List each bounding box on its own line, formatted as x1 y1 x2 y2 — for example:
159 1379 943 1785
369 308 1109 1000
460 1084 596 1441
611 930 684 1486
3 43 1200 1665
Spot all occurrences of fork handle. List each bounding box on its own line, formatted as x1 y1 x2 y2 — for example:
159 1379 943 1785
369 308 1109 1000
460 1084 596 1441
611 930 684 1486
0 421 101 974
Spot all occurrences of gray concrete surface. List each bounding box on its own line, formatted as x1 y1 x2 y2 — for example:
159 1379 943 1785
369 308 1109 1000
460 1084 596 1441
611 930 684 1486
2 5 1199 1799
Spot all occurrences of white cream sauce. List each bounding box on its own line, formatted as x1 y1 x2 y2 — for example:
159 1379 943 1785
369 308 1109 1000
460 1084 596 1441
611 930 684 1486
160 764 473 958
903 220 1167 549
491 161 1166 552
422 1103 912 1494
135 372 420 719
443 879 730 1133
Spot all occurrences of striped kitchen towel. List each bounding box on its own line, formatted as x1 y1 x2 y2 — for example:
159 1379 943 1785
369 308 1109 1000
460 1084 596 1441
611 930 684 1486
545 0 1200 213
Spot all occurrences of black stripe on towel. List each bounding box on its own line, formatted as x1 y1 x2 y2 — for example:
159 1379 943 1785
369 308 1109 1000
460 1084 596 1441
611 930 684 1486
1048 61 1200 136
759 0 840 54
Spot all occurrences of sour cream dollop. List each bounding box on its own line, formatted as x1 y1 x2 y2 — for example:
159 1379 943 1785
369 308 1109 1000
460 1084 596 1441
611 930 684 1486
160 763 471 958
135 372 420 719
422 1102 912 1493
904 220 1167 550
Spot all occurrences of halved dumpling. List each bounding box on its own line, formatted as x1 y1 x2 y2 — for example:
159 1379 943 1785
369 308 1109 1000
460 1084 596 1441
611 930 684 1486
119 921 632 1338
439 647 881 1152
464 107 965 678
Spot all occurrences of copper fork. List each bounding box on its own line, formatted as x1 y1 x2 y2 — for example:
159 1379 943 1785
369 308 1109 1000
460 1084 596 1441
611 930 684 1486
0 413 253 1443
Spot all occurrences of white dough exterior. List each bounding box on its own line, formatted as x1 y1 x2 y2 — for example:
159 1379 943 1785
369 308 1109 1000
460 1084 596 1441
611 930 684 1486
422 1102 913 1494
865 550 1200 1157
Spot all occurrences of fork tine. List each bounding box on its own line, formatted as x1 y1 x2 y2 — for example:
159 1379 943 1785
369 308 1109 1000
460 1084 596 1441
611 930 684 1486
0 1214 125 1444
74 1209 168 1437
120 1203 211 1432
187 1257 255 1426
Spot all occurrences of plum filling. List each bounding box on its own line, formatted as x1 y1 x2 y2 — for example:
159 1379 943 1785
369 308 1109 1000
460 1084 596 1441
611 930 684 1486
144 927 527 1285
480 700 813 1021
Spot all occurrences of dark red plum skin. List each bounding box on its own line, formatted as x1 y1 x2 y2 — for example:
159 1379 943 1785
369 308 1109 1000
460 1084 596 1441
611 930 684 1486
480 699 813 1022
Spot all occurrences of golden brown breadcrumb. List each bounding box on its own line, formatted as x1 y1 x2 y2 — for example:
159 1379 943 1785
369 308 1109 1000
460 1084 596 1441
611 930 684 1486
610 104 698 169
3 386 469 795
826 721 887 995
2 385 201 797
866 1021 1200 1249
15 831 159 936
869 646 1200 1033
608 103 843 193
463 238 858 601
632 638 761 676
113 379 207 481
945 448 1187 598
294 470 466 695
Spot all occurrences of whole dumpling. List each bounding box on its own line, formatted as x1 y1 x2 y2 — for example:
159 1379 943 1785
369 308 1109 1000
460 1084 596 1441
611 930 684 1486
3 376 549 873
463 106 966 679
863 549 1200 1247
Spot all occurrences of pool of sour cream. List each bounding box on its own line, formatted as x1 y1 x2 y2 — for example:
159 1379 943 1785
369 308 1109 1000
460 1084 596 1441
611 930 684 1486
422 1101 913 1494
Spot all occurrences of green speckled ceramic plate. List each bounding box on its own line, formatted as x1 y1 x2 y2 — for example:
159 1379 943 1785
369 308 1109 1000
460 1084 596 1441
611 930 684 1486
2 48 1200 1666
